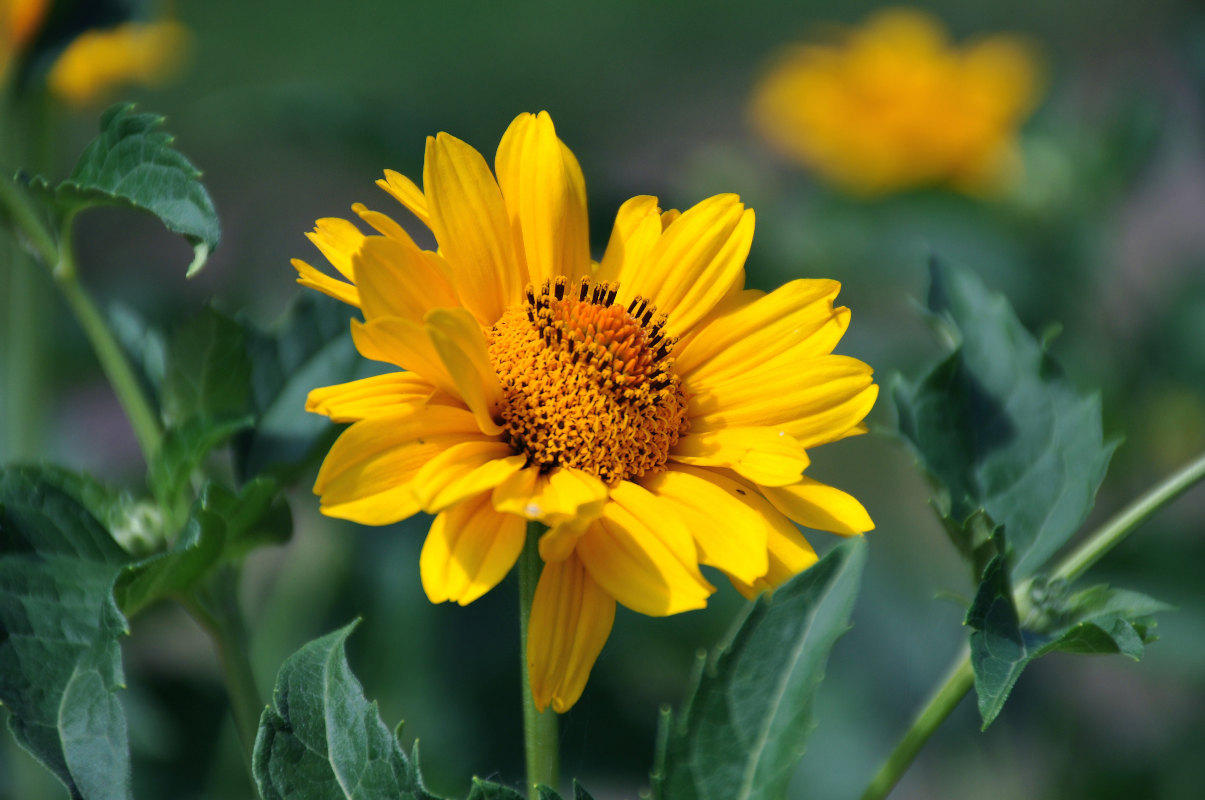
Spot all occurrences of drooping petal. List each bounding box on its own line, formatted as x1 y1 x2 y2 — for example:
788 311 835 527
495 111 590 287
410 441 526 513
351 317 456 395
619 194 754 337
355 236 460 324
305 217 365 282
675 279 848 381
576 483 713 617
306 372 441 422
424 307 505 436
424 132 523 324
671 427 810 487
292 258 360 307
377 169 432 230
420 492 526 606
528 554 616 713
687 355 878 449
762 475 875 535
492 467 609 562
641 466 768 585
312 405 484 524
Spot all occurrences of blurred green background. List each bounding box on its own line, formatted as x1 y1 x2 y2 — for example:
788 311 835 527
3 0 1205 798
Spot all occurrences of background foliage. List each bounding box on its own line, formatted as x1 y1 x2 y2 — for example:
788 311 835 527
2 1 1204 799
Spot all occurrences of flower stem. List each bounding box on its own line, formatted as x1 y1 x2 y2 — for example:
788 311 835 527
860 449 1205 800
184 569 264 782
518 521 558 800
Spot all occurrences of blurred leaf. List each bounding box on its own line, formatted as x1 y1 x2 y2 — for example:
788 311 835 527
235 293 383 485
0 466 133 800
967 531 1170 728
468 780 526 800
108 302 168 407
23 104 219 275
653 537 866 800
200 478 292 559
114 508 224 618
253 621 440 800
161 306 252 426
148 415 254 509
894 259 1117 578
23 462 163 556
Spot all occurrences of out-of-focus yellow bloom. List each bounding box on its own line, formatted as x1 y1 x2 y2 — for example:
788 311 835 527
0 0 49 82
47 20 190 107
297 112 877 713
751 8 1042 196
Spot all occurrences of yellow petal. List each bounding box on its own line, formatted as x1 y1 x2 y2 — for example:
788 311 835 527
688 355 877 449
351 317 456 396
762 476 874 535
424 132 523 324
424 307 505 436
292 258 360 307
626 194 754 337
355 236 459 324
528 554 615 713
596 195 663 287
47 20 189 107
351 202 418 246
492 466 610 562
411 441 526 514
576 483 713 617
305 217 365 282
641 467 768 585
377 169 432 230
313 405 482 524
420 492 525 606
671 427 809 487
306 372 439 422
495 111 590 287
675 279 848 382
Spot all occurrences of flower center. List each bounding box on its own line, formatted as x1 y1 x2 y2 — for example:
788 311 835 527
487 276 690 484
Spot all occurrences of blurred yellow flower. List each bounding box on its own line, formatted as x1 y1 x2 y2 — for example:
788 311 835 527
0 0 48 82
298 112 877 712
47 20 190 107
750 8 1042 196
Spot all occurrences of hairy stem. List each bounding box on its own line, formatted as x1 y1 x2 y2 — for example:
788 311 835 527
860 450 1205 800
519 521 559 799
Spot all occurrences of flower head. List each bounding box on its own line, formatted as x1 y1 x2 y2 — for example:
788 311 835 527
0 0 49 82
750 8 1042 196
47 20 190 107
298 112 877 712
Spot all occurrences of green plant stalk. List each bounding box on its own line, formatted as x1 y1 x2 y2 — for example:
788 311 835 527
185 570 264 781
519 521 559 800
0 175 163 463
860 449 1205 800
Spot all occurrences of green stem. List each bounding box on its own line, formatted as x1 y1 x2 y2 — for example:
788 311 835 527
518 521 559 800
860 647 973 800
860 449 1205 800
185 570 264 782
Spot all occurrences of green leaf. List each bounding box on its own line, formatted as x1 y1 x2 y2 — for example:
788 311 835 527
653 537 867 800
468 779 526 800
113 509 225 618
161 306 253 426
22 463 164 556
894 259 1117 578
967 531 1171 728
253 621 438 800
24 103 220 275
148 415 255 508
200 478 292 559
234 292 385 484
0 466 133 800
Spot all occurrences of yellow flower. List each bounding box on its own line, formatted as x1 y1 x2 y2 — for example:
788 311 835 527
298 112 878 712
0 0 48 82
46 20 190 107
750 8 1042 196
